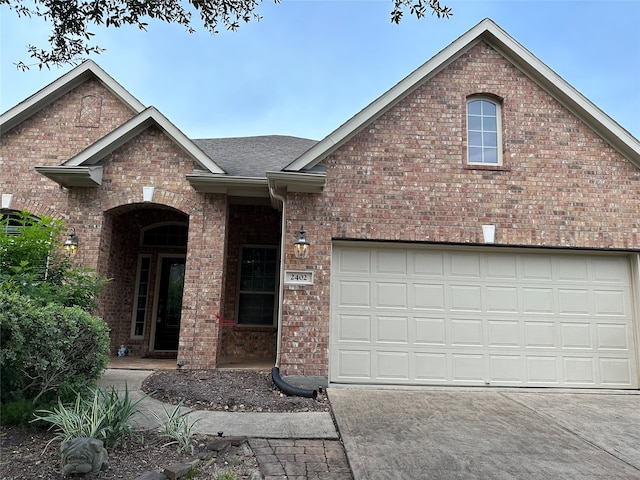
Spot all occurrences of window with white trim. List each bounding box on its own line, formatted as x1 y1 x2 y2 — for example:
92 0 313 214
467 97 502 165
237 246 278 326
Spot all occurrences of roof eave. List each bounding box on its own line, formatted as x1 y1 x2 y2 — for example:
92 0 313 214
0 60 145 134
186 172 269 196
34 165 103 188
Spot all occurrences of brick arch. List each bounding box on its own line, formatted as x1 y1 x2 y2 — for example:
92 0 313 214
5 197 66 221
101 188 201 216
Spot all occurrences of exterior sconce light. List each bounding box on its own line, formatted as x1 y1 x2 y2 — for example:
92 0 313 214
64 228 79 254
294 226 310 259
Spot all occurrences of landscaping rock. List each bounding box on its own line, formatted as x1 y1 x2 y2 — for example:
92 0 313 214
134 472 167 480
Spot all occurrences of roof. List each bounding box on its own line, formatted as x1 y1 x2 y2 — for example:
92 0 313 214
285 18 640 172
193 136 317 177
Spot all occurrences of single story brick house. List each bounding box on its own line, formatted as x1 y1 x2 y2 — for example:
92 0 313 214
2 19 639 389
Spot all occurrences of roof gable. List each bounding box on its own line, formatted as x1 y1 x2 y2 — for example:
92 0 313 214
35 107 224 188
285 18 640 172
0 60 145 134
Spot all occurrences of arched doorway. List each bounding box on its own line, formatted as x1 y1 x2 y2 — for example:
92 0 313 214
100 205 189 357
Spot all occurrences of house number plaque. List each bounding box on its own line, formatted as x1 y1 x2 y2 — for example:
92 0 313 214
284 270 314 285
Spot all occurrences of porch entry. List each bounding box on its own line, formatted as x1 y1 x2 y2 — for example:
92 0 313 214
152 256 186 351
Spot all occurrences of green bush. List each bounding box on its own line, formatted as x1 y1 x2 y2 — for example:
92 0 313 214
0 291 110 406
0 398 40 426
0 212 107 312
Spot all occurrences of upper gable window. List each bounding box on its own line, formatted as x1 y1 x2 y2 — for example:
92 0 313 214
467 97 502 166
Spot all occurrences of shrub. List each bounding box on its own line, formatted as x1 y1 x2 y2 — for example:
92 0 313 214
0 291 110 406
0 212 107 312
32 384 146 450
153 402 200 454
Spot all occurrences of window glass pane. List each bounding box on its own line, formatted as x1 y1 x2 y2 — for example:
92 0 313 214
468 147 483 164
238 293 275 325
468 116 482 131
483 132 497 147
468 100 482 115
468 131 482 147
482 100 496 115
484 148 498 164
482 116 497 132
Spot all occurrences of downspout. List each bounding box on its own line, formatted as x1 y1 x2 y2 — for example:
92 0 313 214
269 185 286 369
269 184 318 399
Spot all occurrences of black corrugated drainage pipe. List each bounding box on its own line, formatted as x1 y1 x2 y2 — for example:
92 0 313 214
271 367 318 399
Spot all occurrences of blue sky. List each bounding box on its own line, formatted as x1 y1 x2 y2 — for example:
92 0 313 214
1 1 639 141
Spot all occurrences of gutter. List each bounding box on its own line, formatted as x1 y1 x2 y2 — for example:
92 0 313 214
268 185 286 369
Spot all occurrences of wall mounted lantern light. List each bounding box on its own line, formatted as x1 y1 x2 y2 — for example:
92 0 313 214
294 226 310 259
64 228 79 254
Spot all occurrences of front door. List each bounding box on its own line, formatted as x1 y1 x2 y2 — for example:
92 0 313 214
153 256 186 351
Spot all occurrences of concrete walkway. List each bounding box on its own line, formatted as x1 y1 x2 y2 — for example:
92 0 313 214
329 387 640 480
99 369 349 480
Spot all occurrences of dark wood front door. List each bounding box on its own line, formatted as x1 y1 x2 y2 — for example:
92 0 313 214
153 256 185 351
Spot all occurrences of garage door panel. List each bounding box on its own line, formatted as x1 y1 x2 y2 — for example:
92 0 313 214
487 320 520 347
450 285 482 311
452 354 485 382
415 353 448 381
336 350 371 379
376 250 407 275
560 322 593 349
377 315 409 343
413 251 445 276
594 290 628 316
558 289 591 315
451 318 483 346
331 246 638 388
596 323 631 350
338 281 370 307
450 253 481 277
339 314 371 342
376 282 407 308
524 321 557 348
599 358 633 385
489 355 524 383
413 284 445 310
377 351 409 380
522 287 554 314
526 356 560 384
415 317 446 345
564 357 596 385
487 286 518 312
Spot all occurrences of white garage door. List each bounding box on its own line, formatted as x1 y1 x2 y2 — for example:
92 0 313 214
330 244 638 388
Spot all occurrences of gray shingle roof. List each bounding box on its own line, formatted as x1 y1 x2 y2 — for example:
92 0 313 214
192 135 318 177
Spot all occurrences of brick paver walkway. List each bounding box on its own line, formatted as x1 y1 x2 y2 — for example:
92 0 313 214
249 438 353 480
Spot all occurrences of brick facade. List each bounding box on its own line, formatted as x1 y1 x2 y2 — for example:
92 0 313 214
2 26 638 378
276 41 640 376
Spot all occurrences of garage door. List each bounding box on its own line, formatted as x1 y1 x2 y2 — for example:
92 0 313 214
330 244 638 388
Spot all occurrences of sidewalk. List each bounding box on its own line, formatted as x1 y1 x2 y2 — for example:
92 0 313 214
99 368 351 480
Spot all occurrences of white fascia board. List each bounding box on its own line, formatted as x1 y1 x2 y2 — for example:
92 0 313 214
0 60 145 134
266 171 326 193
186 172 269 196
64 107 225 174
286 18 640 171
34 165 103 187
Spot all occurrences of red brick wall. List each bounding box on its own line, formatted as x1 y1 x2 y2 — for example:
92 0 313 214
278 41 640 376
220 203 280 358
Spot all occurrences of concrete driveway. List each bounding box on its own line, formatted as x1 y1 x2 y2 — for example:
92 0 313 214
329 388 640 480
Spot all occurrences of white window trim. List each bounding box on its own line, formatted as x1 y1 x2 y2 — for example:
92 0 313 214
466 96 503 166
235 244 279 327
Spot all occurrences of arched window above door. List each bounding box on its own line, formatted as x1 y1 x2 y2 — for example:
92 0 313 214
141 223 188 247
